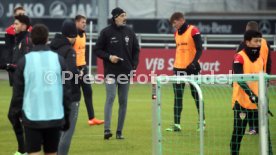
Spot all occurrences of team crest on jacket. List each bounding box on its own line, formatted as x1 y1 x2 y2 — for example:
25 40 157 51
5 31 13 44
239 112 246 120
125 36 129 45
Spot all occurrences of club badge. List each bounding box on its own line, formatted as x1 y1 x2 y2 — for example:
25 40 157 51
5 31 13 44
239 112 246 120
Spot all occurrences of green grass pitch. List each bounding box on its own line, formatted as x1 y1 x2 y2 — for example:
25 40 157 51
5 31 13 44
0 80 275 154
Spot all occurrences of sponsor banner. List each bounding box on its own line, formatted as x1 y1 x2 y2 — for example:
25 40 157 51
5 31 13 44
97 49 276 81
0 1 275 34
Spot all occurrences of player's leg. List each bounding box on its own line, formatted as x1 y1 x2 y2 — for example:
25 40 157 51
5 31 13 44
80 70 95 120
165 82 185 132
230 103 248 155
24 127 43 155
116 81 130 139
81 67 104 126
8 106 25 154
58 101 80 154
43 127 60 155
104 78 117 139
173 82 185 125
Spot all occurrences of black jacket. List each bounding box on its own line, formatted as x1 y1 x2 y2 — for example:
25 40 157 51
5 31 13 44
94 22 140 77
50 34 81 102
10 45 71 129
8 31 33 86
13 31 33 64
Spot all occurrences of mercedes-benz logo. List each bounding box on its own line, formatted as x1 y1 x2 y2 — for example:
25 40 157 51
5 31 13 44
0 3 4 18
157 19 170 34
259 20 271 34
49 1 67 17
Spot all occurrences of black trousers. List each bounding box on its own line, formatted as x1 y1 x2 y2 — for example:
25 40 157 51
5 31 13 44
8 107 25 153
79 66 95 120
173 70 205 124
230 103 273 155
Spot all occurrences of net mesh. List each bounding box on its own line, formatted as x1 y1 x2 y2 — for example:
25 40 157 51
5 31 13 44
153 75 276 155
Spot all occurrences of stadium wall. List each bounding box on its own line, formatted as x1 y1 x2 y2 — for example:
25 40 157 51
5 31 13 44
97 49 276 81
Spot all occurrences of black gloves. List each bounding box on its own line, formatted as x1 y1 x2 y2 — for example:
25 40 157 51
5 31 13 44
186 62 201 74
0 63 17 71
249 94 258 104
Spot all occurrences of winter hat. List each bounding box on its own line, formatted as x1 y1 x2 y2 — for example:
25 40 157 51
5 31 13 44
111 7 125 19
61 19 77 38
15 15 31 28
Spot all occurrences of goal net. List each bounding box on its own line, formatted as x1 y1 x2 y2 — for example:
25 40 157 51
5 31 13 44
152 73 276 155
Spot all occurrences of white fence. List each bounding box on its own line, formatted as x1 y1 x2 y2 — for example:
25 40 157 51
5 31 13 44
0 32 275 50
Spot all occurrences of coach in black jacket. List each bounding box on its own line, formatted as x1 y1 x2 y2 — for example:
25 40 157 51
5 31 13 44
50 19 81 155
94 7 140 140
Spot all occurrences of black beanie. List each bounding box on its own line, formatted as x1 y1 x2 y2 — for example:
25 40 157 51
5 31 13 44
61 19 77 38
15 15 31 29
111 7 125 19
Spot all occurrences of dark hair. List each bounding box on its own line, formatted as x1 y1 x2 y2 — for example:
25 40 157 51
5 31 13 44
31 24 49 45
170 12 184 24
13 6 25 14
244 30 262 42
75 15 86 21
14 15 31 29
246 21 259 31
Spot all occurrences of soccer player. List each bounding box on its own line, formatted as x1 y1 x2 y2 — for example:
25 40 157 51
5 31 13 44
7 14 32 155
10 24 71 155
94 7 140 140
74 15 104 126
236 21 272 135
50 20 81 155
166 12 205 132
230 30 273 155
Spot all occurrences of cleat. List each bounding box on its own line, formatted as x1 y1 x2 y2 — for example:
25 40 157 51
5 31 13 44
88 118 104 126
104 130 113 140
166 124 181 132
116 131 125 139
197 120 206 132
116 134 125 139
245 129 257 135
14 152 27 155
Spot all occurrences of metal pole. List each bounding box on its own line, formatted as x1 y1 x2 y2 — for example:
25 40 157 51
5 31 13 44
152 74 162 155
258 72 268 155
203 35 207 50
88 21 93 76
98 0 108 32
189 81 204 155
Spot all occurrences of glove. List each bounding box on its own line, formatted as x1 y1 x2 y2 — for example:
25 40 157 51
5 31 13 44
249 94 258 104
186 62 200 74
6 63 17 72
62 116 70 131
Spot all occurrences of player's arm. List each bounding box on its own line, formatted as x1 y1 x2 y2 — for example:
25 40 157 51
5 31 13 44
266 42 271 74
132 31 140 70
233 54 258 103
191 27 202 63
94 30 110 61
10 57 25 117
59 55 72 131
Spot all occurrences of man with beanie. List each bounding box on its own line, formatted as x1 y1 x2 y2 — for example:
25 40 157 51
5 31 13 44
50 19 81 155
74 15 104 126
10 24 71 155
94 7 140 140
7 14 33 155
